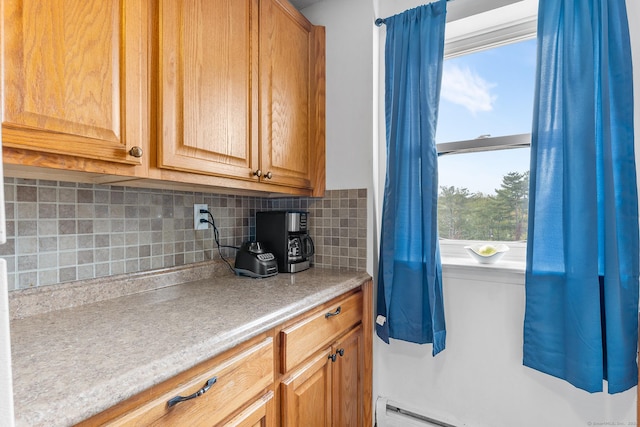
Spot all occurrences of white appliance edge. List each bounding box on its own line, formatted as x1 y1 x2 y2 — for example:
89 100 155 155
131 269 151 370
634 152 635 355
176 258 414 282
0 259 13 427
0 110 15 425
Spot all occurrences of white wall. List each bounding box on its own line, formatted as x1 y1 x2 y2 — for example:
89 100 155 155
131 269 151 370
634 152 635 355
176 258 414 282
377 271 636 426
301 0 377 279
300 0 374 192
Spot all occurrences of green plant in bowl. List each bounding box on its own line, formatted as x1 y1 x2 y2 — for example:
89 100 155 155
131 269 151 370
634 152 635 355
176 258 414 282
477 245 497 256
464 243 510 264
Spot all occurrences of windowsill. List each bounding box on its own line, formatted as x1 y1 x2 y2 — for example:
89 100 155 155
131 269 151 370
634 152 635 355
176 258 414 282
442 256 525 271
441 256 525 285
438 240 526 284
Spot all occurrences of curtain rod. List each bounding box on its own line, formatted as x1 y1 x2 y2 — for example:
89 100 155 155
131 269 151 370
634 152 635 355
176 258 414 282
375 0 453 27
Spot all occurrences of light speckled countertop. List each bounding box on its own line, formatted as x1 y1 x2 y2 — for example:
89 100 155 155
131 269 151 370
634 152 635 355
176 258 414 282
8 262 370 427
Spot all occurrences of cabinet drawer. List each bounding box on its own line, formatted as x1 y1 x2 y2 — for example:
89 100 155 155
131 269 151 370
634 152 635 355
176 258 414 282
107 338 274 426
280 291 362 373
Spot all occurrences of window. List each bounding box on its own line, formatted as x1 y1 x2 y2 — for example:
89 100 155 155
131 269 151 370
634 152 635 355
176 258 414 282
436 38 536 245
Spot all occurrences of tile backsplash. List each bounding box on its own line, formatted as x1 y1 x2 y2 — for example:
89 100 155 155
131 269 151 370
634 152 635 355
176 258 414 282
2 178 367 290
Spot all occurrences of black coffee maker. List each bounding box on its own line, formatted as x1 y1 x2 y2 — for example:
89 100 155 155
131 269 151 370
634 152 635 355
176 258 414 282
256 211 315 273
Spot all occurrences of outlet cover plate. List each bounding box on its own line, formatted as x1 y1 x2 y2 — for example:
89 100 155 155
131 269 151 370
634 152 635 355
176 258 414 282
194 204 209 230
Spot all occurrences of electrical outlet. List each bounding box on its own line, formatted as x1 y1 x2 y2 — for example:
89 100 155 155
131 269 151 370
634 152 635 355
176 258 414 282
194 204 209 230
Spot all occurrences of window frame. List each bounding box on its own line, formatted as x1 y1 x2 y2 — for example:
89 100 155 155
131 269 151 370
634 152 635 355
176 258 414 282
437 133 530 157
436 135 532 248
437 17 537 266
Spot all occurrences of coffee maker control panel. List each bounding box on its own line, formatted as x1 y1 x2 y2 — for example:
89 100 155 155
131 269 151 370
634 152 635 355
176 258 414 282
287 212 308 233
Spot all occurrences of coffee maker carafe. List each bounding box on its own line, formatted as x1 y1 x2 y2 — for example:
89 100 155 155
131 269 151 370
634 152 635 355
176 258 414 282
256 211 315 273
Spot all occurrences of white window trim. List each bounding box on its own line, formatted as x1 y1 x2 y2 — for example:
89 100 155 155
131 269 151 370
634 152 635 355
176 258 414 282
444 0 538 59
444 17 537 59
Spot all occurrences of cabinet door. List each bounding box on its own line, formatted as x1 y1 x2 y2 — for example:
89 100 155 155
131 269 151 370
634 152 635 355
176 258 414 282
332 325 363 427
2 0 147 165
281 348 332 427
222 391 274 427
158 0 259 180
259 0 315 189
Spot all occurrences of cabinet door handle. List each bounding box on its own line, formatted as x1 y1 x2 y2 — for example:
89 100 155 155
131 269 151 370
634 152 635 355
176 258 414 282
265 171 273 179
253 169 263 177
167 376 217 408
129 146 143 158
325 306 341 318
329 348 345 363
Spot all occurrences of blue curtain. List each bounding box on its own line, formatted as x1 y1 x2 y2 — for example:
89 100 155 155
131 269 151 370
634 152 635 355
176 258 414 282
524 0 638 393
376 0 447 355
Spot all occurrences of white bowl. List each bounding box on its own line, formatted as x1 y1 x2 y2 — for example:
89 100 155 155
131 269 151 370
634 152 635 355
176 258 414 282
464 244 509 264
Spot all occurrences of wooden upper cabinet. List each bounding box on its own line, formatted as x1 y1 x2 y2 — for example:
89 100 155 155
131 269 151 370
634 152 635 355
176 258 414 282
158 0 259 180
158 0 325 194
1 0 147 166
260 0 322 191
1 0 324 195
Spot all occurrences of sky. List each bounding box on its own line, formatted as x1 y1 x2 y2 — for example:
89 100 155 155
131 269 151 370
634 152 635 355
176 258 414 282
436 38 537 195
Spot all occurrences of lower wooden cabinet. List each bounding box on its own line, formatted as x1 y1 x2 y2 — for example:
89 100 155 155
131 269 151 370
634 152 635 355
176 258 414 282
279 284 371 427
331 325 364 427
281 348 333 427
281 325 364 427
222 391 274 427
77 280 372 427
77 336 275 427
280 291 363 373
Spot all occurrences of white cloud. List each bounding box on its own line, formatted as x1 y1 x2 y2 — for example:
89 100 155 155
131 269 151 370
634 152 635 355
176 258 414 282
441 64 497 115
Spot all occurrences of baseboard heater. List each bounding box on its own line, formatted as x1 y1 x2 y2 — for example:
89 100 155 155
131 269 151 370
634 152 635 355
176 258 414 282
376 397 458 427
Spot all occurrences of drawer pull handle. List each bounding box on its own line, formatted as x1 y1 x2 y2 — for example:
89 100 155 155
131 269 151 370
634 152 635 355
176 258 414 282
167 376 217 408
325 306 342 318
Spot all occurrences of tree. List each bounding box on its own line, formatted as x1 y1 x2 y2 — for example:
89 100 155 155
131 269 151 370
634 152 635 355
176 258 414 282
437 171 529 241
438 186 472 239
467 193 501 240
494 171 529 240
